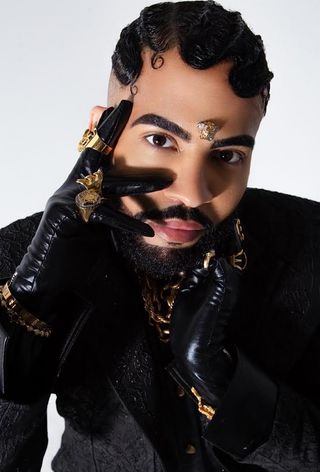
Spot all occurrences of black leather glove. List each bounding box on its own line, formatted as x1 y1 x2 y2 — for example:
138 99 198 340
168 248 241 412
8 100 170 323
0 100 172 401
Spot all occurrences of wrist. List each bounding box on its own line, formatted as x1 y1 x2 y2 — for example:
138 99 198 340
0 282 52 337
172 346 237 407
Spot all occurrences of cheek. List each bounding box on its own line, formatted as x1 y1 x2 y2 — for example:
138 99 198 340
112 133 149 169
202 159 251 222
120 195 143 215
120 190 165 216
115 139 251 221
205 185 246 222
112 132 178 174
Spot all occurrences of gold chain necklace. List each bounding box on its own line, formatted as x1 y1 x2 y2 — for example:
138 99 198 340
139 251 216 343
140 272 185 343
139 217 246 344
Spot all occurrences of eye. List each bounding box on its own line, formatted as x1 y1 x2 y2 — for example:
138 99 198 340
145 134 174 149
211 149 245 165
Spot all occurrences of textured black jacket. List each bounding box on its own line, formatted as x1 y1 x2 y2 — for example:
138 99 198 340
0 187 320 471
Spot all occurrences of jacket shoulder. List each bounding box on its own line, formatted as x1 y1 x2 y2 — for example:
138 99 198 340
0 213 43 280
241 188 320 220
238 188 320 258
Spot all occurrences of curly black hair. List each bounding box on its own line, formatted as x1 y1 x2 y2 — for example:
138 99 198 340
111 1 273 113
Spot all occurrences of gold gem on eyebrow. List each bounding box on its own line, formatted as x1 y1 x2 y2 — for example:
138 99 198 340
197 121 220 141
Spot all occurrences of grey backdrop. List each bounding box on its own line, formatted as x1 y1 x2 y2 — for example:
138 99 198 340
0 1 319 470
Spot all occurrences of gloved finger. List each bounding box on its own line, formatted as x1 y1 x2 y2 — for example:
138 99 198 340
65 148 104 188
95 106 114 129
96 100 133 149
89 204 154 237
88 106 114 131
102 174 172 197
178 257 220 293
66 102 131 188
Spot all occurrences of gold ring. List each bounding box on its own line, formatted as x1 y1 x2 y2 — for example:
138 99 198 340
76 168 103 193
75 189 102 223
75 169 104 223
203 250 216 270
78 128 112 155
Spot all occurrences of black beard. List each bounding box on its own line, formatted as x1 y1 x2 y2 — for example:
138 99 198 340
111 204 238 280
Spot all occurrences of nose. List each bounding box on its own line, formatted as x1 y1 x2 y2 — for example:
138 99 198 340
163 158 213 208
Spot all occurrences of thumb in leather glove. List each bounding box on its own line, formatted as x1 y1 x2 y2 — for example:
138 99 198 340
168 243 242 411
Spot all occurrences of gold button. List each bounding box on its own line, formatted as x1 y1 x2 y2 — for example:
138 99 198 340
185 443 196 455
177 385 185 398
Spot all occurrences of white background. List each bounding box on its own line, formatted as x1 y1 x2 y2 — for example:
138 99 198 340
0 1 319 470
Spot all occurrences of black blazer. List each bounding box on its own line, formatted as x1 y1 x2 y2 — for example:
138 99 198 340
0 187 320 472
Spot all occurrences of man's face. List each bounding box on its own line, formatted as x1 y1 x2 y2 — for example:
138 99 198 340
107 47 264 276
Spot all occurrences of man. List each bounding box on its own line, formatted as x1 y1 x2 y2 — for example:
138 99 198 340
0 1 320 471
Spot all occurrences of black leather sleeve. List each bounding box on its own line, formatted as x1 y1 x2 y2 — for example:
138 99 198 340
203 348 278 459
199 349 320 472
0 280 94 403
0 214 94 403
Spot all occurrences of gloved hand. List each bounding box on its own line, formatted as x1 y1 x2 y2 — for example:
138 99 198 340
169 253 241 412
8 100 171 326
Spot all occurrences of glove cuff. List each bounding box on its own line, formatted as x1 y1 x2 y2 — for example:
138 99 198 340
166 345 236 417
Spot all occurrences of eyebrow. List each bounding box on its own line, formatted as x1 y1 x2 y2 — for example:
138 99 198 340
212 135 255 149
131 113 192 141
131 113 255 148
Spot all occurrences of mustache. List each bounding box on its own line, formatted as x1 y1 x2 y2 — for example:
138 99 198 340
132 205 214 229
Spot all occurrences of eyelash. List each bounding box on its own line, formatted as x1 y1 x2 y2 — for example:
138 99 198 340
144 133 246 165
209 150 245 165
145 133 174 149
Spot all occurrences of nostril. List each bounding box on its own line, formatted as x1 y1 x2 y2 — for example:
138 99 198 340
163 181 213 207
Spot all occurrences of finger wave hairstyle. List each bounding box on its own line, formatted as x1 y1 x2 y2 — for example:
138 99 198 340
111 1 273 113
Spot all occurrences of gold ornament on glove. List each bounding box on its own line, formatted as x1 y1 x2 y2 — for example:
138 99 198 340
0 283 51 337
75 168 104 223
78 128 112 155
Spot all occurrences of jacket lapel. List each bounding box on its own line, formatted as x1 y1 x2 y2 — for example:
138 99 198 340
88 247 169 459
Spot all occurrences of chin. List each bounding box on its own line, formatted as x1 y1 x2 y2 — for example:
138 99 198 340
113 221 236 280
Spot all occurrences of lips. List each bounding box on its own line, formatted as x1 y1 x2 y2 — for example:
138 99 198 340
146 218 205 244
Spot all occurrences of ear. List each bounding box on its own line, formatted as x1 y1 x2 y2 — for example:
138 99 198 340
88 106 108 131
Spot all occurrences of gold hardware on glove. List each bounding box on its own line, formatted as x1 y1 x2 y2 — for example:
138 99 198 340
191 386 216 420
0 283 52 337
203 250 216 270
75 168 104 223
76 168 103 193
78 127 112 155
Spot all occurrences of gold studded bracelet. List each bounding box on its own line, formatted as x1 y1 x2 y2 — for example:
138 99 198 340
0 282 51 338
191 387 216 421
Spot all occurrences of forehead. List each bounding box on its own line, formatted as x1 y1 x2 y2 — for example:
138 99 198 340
128 48 263 137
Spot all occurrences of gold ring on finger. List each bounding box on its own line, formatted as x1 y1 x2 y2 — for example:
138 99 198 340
76 168 103 193
75 189 103 223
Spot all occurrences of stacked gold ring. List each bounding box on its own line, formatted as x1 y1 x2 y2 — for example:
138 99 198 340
75 168 104 223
